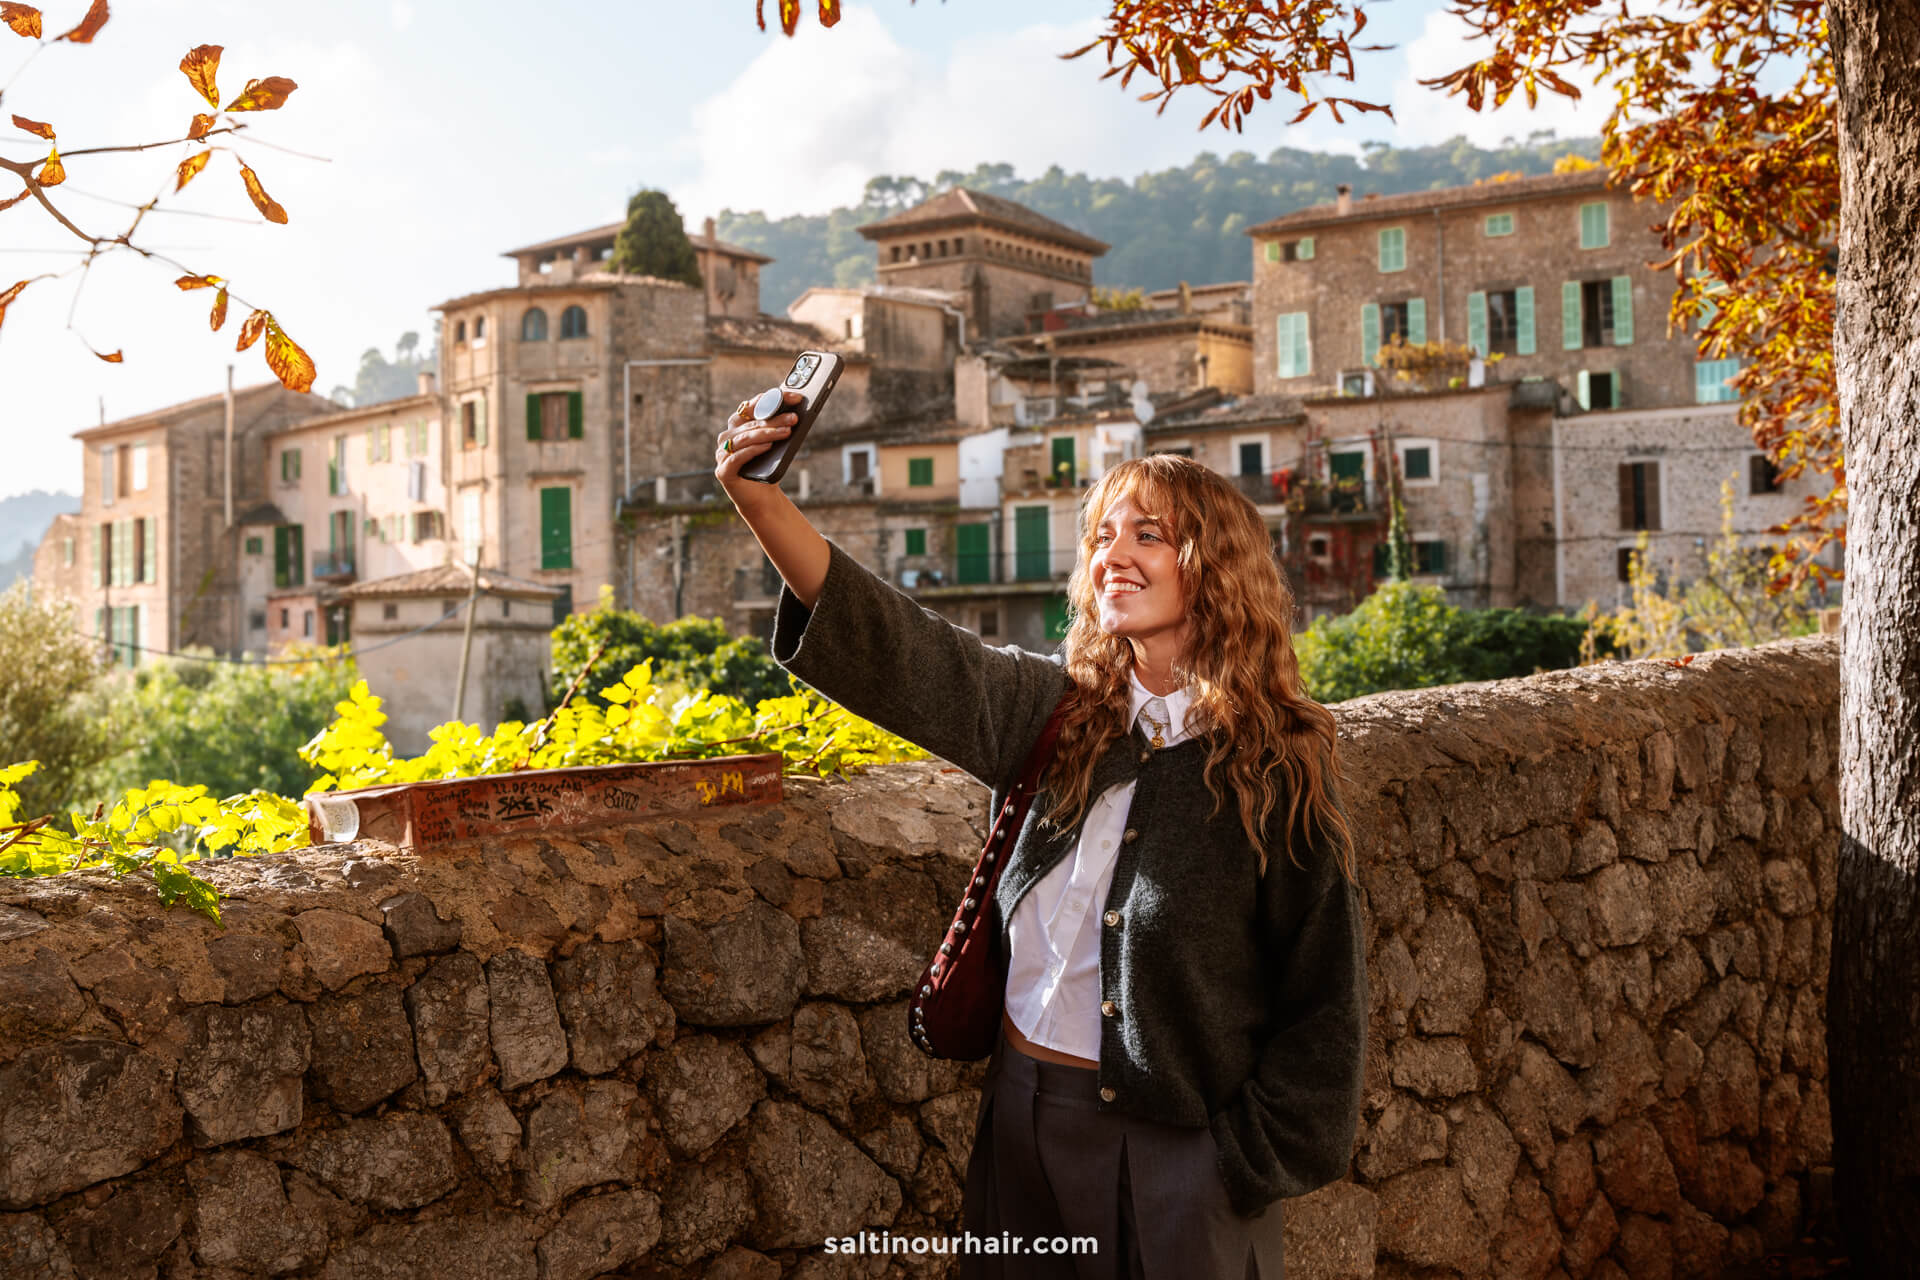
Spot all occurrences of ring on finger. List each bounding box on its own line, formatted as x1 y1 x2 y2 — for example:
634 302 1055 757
724 436 734 454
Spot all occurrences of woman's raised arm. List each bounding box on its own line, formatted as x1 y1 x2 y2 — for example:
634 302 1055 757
716 389 829 608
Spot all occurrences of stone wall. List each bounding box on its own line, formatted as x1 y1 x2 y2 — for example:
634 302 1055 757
0 635 1837 1279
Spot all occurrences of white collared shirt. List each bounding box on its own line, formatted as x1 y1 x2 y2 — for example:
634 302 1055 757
1004 669 1194 1060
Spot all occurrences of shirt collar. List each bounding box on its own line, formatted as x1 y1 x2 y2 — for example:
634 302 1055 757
1128 667 1194 746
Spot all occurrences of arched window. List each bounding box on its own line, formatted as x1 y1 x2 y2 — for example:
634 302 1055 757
560 305 589 339
454 320 466 344
521 308 548 342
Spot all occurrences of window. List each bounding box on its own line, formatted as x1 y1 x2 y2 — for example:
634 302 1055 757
1579 201 1610 249
1238 442 1264 476
1619 460 1661 531
1413 539 1449 576
412 510 444 542
521 308 548 342
462 398 487 449
1265 240 1280 263
454 320 466 344
104 605 139 667
1567 277 1634 348
328 436 348 496
1400 442 1435 483
473 316 486 341
304 610 314 638
383 603 399 621
1050 437 1076 488
907 457 934 487
273 524 305 587
407 459 428 501
279 607 289 629
1377 226 1406 272
1485 212 1515 237
1275 312 1311 378
1341 370 1375 397
1270 236 1314 263
409 421 429 456
1360 298 1425 367
1328 450 1367 513
560 305 589 339
100 445 117 507
957 522 991 584
280 448 302 484
244 535 263 555
366 425 390 463
1749 454 1785 495
1468 288 1533 357
979 607 999 637
527 391 583 442
1578 370 1622 410
539 486 573 569
130 443 148 491
61 536 74 567
1617 546 1640 583
1695 358 1740 404
904 528 927 556
249 609 266 632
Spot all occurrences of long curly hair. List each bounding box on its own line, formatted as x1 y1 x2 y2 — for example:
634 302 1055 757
1032 454 1355 879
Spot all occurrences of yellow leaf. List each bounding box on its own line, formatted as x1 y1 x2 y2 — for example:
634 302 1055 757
223 76 297 112
0 3 40 38
56 0 105 43
174 150 209 193
235 309 267 352
237 163 286 224
209 286 228 332
10 114 53 140
37 146 63 187
187 112 216 141
174 273 222 290
264 319 315 391
179 44 222 109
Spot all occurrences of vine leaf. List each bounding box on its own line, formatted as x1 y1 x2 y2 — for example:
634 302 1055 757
11 114 53 140
224 76 297 112
187 112 216 141
180 44 223 109
37 147 64 187
237 162 286 223
174 150 210 193
0 1 38 37
56 0 106 43
235 308 267 351
209 287 228 332
262 315 315 391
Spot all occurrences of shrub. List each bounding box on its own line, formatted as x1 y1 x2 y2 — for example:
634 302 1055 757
0 585 113 817
550 590 794 710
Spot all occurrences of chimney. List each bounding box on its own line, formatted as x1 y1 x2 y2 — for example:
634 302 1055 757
1335 184 1353 216
702 216 719 316
418 370 437 398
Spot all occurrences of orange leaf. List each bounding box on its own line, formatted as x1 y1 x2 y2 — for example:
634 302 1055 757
187 112 216 140
778 0 798 35
0 188 28 212
11 114 53 140
209 286 228 332
175 273 223 290
817 0 839 27
237 163 286 223
0 3 40 37
37 146 63 187
236 308 267 351
0 278 27 334
56 0 105 43
223 76 297 112
93 347 123 363
174 150 210 193
179 44 222 109
263 315 316 392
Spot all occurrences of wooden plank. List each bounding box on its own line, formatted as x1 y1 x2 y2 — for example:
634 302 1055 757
304 754 782 852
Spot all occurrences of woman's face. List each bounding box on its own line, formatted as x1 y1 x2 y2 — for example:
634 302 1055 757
1089 492 1188 646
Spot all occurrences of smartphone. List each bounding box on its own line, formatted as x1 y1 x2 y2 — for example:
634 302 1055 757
739 350 843 484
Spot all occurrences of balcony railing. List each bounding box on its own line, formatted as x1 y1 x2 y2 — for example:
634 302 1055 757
891 546 1078 591
311 550 356 581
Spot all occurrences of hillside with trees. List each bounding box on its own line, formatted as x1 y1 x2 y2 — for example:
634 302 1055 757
717 131 1599 310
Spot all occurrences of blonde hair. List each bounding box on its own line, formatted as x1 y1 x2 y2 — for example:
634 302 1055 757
1033 454 1355 878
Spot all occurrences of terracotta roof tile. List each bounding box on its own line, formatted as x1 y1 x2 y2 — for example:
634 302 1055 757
857 189 1109 255
1246 168 1615 236
334 563 562 601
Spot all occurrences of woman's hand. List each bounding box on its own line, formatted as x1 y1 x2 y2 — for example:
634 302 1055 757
715 389 802 505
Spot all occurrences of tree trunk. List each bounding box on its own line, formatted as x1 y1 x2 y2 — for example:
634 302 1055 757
1827 0 1920 1270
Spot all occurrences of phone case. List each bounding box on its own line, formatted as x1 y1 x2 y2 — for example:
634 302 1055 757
740 350 844 484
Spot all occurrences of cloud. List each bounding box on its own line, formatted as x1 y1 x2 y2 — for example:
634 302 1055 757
1388 8 1612 147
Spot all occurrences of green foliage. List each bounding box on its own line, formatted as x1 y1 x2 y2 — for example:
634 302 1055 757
551 590 793 710
719 136 1599 309
0 585 114 819
85 646 358 808
1091 286 1147 311
327 330 433 408
610 189 702 287
1296 581 1590 704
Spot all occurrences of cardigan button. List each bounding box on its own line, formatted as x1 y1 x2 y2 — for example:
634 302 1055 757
1099 1086 1116 1103
1122 828 1139 844
1103 910 1121 927
1100 1000 1117 1018
1139 750 1151 764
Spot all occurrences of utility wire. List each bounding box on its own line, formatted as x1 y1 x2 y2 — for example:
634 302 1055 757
80 597 484 667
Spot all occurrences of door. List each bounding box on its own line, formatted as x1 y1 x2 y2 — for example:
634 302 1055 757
956 522 991 584
1014 505 1050 581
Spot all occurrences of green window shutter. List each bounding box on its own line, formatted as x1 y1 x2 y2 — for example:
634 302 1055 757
291 526 304 586
1050 437 1075 487
1378 227 1404 272
1562 281 1582 350
527 394 542 441
143 516 157 585
279 450 289 483
366 429 377 463
273 526 288 587
1695 359 1739 404
1275 314 1293 376
476 398 488 447
1014 505 1051 581
1371 542 1387 579
1360 303 1381 367
1264 241 1280 263
904 528 926 556
1581 202 1610 249
1466 292 1487 356
1276 313 1310 378
1044 593 1071 642
92 523 104 588
540 487 573 570
568 392 583 438
1516 286 1536 355
1611 276 1633 345
1432 541 1448 574
1297 236 1314 260
908 457 934 486
1407 297 1427 345
1292 311 1311 375
957 522 991 584
1577 370 1592 410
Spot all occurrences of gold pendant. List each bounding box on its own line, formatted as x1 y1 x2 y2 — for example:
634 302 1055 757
1150 729 1164 748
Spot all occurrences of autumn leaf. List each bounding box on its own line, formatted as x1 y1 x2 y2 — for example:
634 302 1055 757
778 0 798 35
0 3 40 38
209 286 228 332
0 278 27 334
37 147 64 187
237 163 286 223
223 76 298 112
93 347 123 363
180 44 222 109
235 309 267 351
11 114 53 140
262 315 315 392
56 0 106 43
174 273 222 290
174 150 210 193
817 0 840 27
187 112 216 140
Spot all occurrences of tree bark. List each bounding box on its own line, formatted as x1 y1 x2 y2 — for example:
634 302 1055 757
1827 0 1920 1271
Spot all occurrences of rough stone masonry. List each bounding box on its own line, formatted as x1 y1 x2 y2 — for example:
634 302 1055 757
0 634 1837 1279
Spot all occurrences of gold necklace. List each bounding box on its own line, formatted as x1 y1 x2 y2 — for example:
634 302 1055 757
1139 704 1169 749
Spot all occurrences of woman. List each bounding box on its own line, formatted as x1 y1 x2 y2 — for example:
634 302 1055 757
716 393 1366 1280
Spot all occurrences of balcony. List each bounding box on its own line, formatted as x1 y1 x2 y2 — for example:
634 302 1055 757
1232 473 1291 506
311 550 357 582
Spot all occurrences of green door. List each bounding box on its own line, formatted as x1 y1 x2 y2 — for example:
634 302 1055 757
1014 505 1050 581
540 487 573 569
1329 451 1366 513
956 522 991 584
1050 437 1076 488
1044 594 1072 642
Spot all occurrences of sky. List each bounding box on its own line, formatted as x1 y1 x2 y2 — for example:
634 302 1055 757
0 0 1611 502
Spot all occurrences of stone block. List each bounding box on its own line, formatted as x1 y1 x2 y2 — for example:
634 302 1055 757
1697 1031 1761 1138
319 1216 535 1280
307 984 417 1113
1389 1037 1479 1098
1762 859 1817 917
0 1040 180 1208
1548 1137 1595 1228
659 1158 755 1266
918 1089 981 1173
552 938 674 1074
857 1000 965 1105
1562 1191 1619 1279
520 1080 644 1210
1669 1200 1730 1280
292 909 390 991
1491 1171 1562 1280
1375 1165 1487 1273
0 1212 71 1279
1280 1180 1375 1280
1593 1115 1680 1214
448 1088 521 1188
66 949 178 1041
1514 942 1597 1066
0 948 86 1044
1357 1096 1447 1182
290 1113 459 1211
745 1101 902 1250
1450 1098 1520 1221
538 1190 662 1280
176 1003 309 1147
645 1034 764 1158
405 951 491 1105
1588 862 1653 947
52 1177 186 1279
378 892 462 958
1581 1014 1660 1127
856 1116 924 1180
800 866 940 1002
791 1002 871 1122
1616 1212 1675 1280
1411 905 1485 1036
486 949 568 1090
663 902 808 1026
187 1151 327 1275
204 932 285 1004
